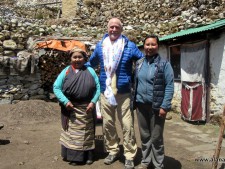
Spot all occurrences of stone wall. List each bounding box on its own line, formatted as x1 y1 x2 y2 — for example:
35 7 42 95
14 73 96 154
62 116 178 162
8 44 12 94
13 0 225 44
0 17 47 104
62 0 77 20
16 0 61 6
0 15 98 104
0 72 45 104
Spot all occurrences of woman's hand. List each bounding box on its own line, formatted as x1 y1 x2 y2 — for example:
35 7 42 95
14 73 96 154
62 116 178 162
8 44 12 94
86 102 95 113
65 101 74 111
159 108 167 118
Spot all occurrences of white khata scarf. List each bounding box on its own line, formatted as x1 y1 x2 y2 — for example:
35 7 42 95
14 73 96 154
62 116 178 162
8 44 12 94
102 35 125 105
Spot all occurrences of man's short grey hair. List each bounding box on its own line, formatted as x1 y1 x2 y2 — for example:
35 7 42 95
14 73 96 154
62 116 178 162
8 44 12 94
107 18 123 29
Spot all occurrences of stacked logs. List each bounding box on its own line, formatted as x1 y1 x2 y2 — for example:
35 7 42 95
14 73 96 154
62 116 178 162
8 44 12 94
38 49 70 91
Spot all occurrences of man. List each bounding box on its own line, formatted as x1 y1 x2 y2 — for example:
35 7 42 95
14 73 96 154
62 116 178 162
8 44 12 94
89 18 144 169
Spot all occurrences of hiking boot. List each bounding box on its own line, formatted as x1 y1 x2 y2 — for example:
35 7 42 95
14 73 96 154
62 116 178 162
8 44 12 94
124 159 134 169
104 154 119 165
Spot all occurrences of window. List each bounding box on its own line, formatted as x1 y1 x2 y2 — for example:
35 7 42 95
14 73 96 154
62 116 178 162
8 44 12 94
169 45 181 80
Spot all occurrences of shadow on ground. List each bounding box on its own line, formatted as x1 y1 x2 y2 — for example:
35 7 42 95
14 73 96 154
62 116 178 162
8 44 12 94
94 135 106 161
0 139 10 145
164 156 182 169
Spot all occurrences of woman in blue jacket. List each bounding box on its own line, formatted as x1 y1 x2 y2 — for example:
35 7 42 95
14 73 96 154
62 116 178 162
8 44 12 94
133 35 174 169
53 47 100 166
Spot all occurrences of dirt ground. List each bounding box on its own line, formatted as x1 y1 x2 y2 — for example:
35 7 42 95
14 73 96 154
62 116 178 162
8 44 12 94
0 100 224 169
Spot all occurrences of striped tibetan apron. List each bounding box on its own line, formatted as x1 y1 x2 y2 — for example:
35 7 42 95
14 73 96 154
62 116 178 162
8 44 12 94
60 102 95 151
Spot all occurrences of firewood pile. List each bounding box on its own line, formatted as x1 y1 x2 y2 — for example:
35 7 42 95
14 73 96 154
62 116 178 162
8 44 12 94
38 49 70 91
33 37 99 93
36 48 100 93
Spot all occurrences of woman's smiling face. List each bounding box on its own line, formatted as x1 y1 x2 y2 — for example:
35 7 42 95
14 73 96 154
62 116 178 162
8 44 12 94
144 37 159 57
71 52 86 69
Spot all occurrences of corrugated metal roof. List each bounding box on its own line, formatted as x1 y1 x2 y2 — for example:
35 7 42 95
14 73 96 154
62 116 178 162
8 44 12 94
159 19 225 41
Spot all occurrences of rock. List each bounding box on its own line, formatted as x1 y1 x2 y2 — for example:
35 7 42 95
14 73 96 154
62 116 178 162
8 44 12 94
3 40 17 50
18 162 25 165
13 93 25 100
4 50 15 57
0 33 5 41
23 140 30 144
53 156 59 161
29 95 47 100
219 12 224 18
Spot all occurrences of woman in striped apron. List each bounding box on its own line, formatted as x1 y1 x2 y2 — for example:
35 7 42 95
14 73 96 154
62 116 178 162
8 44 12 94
53 47 100 166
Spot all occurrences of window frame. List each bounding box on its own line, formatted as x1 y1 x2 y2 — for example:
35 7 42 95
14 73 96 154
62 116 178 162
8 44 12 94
169 44 181 81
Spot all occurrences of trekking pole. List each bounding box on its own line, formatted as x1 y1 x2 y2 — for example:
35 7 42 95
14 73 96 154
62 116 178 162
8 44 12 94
212 105 225 169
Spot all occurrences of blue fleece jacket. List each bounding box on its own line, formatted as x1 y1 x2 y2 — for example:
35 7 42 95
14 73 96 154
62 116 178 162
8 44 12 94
134 55 174 111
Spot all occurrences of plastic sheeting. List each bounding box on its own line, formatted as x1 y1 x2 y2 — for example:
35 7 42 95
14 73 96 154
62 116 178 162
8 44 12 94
35 40 86 52
181 41 207 82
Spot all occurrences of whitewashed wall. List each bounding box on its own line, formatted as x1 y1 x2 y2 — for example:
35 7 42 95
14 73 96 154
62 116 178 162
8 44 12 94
159 32 225 115
209 32 225 114
158 44 167 59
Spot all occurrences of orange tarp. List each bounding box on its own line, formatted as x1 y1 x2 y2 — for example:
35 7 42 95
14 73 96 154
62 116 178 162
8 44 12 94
35 40 86 52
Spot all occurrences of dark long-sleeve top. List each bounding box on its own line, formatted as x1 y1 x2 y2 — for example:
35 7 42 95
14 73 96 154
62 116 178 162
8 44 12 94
53 65 100 106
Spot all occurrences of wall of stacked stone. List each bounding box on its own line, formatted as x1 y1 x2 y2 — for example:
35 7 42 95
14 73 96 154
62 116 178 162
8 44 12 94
0 18 50 104
15 0 61 7
13 0 225 45
62 0 77 20
0 72 46 104
0 17 97 104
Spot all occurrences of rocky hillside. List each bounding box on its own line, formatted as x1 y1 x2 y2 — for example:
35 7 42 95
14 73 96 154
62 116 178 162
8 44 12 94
0 0 224 112
1 0 225 44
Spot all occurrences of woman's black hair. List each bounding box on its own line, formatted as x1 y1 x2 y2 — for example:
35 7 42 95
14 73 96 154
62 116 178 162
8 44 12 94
69 50 88 61
143 34 159 45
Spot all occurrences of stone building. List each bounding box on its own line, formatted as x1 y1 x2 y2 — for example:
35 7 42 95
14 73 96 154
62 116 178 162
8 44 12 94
157 19 225 122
